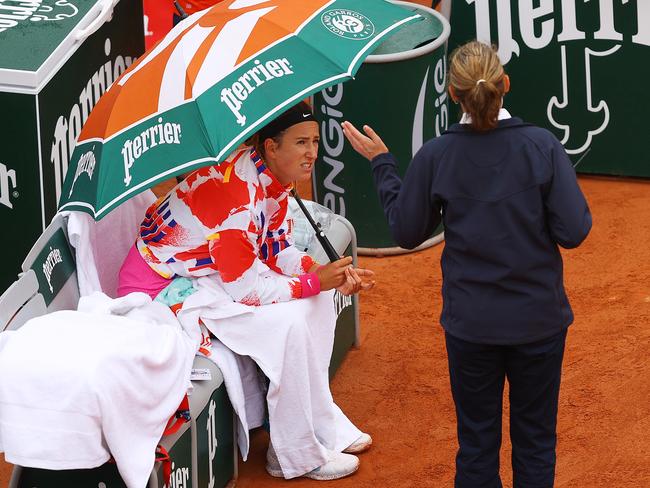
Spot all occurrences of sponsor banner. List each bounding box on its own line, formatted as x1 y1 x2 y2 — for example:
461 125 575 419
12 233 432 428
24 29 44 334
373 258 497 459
40 0 144 222
330 284 356 378
0 0 144 294
447 0 650 177
161 429 193 488
29 226 75 306
196 385 235 488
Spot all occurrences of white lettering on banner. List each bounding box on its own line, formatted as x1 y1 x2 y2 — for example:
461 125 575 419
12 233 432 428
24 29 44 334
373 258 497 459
334 290 352 317
42 246 63 293
51 38 135 202
319 83 346 217
0 0 43 32
121 118 182 186
206 399 218 488
143 14 153 37
519 0 554 50
220 57 295 126
546 43 621 154
467 0 519 65
467 0 650 64
433 56 449 137
412 68 429 155
68 149 96 197
0 0 79 33
413 58 449 154
0 162 17 209
165 461 190 488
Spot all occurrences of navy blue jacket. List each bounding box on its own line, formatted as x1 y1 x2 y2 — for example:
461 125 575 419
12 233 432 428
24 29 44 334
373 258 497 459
371 117 592 344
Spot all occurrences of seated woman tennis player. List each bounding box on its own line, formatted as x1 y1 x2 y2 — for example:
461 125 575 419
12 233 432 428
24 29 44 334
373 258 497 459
117 101 374 481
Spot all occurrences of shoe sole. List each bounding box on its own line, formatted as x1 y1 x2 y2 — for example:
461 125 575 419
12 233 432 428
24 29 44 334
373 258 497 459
266 463 360 481
266 465 285 478
304 462 360 481
343 438 373 454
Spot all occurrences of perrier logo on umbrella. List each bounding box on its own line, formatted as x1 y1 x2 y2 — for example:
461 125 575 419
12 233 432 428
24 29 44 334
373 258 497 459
57 0 422 220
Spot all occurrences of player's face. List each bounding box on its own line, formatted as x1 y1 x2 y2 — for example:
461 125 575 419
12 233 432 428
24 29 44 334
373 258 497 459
265 121 319 186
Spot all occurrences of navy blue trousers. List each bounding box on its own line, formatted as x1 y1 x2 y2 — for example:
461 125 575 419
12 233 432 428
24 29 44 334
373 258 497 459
444 329 568 488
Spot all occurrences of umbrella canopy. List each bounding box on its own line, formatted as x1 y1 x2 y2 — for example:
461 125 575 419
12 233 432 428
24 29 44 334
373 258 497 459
57 0 422 220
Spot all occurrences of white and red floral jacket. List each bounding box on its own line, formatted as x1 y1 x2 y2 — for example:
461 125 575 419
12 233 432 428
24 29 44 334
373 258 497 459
136 147 317 305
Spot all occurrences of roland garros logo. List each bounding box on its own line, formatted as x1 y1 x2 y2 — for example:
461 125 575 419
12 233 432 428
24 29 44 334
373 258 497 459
321 9 374 40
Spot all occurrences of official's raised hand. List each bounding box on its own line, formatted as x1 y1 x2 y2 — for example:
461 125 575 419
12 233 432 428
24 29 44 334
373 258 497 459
341 121 389 161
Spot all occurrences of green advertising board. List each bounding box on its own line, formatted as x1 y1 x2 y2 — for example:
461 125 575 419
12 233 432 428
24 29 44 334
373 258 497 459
196 384 235 488
0 0 145 293
154 428 193 488
25 226 76 307
313 2 450 251
331 284 356 379
443 0 650 177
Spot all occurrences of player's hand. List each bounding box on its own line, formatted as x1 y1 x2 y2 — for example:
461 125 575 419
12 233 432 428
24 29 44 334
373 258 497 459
341 121 389 161
336 266 375 296
315 257 353 291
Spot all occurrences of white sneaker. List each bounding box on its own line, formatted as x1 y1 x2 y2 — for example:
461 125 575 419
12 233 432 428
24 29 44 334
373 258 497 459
265 444 284 478
303 451 360 480
343 432 373 454
266 444 360 480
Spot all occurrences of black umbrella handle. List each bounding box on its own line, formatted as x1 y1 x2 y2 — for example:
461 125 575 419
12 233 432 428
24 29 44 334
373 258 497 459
290 189 340 263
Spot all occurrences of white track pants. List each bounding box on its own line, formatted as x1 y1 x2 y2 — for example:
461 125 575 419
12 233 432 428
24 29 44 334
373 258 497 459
201 290 362 478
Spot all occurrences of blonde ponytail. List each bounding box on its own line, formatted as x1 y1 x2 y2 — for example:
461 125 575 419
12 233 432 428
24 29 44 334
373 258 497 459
449 41 507 132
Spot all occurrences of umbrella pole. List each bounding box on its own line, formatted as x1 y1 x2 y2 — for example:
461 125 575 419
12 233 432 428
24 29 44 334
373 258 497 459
290 189 340 263
173 0 189 20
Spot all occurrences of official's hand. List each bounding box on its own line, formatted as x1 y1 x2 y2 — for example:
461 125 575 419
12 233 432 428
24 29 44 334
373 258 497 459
315 256 354 291
341 121 389 161
336 266 375 296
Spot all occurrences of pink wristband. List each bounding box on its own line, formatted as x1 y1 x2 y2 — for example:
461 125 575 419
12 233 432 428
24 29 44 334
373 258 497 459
298 272 321 298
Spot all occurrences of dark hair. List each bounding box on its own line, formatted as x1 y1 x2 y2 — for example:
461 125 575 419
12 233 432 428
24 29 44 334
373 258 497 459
449 41 506 132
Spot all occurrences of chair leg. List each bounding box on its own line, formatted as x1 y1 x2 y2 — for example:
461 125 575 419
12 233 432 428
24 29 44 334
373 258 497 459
231 411 239 486
8 465 22 488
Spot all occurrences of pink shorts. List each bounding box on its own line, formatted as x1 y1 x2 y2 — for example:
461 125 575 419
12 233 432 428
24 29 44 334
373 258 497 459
117 245 172 299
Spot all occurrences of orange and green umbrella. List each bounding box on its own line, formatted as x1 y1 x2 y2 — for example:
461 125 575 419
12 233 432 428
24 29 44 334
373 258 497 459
58 0 422 220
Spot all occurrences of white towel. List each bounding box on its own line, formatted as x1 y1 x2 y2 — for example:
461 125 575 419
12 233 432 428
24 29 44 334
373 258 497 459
209 340 266 459
0 292 198 488
65 191 156 298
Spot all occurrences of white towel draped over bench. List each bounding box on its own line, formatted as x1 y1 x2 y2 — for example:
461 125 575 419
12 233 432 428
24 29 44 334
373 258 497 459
0 292 197 488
